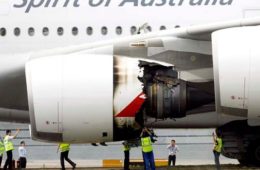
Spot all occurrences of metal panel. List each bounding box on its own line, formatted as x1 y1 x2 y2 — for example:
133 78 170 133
248 41 260 126
244 9 260 18
62 54 113 142
26 56 62 134
0 0 10 15
26 54 114 142
212 26 260 126
212 28 249 111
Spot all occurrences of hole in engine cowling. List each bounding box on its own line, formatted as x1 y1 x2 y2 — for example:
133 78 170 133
138 60 215 119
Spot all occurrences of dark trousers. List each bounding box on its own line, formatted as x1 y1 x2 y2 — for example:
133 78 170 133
0 155 3 168
142 152 146 170
19 157 27 169
168 155 176 166
143 151 155 170
213 151 221 170
3 150 12 170
60 151 75 170
124 151 130 170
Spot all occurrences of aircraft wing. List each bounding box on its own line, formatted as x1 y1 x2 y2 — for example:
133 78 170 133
175 16 260 40
31 16 260 58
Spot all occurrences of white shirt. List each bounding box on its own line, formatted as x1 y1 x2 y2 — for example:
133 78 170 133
18 146 27 158
5 136 14 141
167 144 179 155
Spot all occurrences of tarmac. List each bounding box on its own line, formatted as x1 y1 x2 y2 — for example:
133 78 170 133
22 165 260 170
13 160 259 170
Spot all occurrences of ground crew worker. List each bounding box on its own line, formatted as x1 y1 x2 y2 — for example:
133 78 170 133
122 141 130 170
167 140 179 166
18 141 27 169
140 127 155 170
212 130 223 170
3 129 20 170
57 143 76 170
0 136 5 167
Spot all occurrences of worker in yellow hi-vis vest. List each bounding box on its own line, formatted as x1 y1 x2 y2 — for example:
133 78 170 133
0 137 5 168
3 129 20 170
212 130 223 170
140 127 155 170
57 143 76 170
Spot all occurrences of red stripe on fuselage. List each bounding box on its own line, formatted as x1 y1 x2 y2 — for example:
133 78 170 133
115 92 146 117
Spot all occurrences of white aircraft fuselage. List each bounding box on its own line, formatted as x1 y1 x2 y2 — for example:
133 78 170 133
0 0 259 54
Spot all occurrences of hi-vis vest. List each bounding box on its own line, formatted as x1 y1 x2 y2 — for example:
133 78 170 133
123 145 130 152
214 137 223 153
0 141 5 154
4 136 14 152
59 143 70 152
141 137 153 153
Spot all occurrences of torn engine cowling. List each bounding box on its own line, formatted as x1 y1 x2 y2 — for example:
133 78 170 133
138 60 215 119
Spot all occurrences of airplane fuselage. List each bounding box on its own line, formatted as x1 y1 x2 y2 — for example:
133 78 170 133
0 0 259 54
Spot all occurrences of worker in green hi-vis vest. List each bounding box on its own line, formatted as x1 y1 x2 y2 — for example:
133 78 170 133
140 127 155 170
0 137 5 168
3 129 20 170
57 143 76 170
212 130 223 170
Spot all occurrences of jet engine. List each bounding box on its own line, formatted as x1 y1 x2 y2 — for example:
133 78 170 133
25 54 214 143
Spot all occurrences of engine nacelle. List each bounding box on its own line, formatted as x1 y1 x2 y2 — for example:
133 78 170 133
212 26 260 126
25 53 215 143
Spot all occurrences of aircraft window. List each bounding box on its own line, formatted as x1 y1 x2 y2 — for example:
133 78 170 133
72 27 78 36
116 26 122 35
42 27 49 36
14 27 20 36
0 28 6 36
101 26 108 35
160 25 166 30
146 26 152 32
175 25 180 28
86 27 93 35
57 27 64 36
28 27 35 36
130 26 137 35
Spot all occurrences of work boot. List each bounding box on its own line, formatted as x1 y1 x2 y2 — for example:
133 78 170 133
72 163 76 169
100 142 107 146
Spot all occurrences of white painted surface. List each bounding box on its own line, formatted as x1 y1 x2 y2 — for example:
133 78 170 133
212 26 260 125
247 37 260 126
61 54 113 142
26 56 62 133
0 0 10 15
212 27 249 109
26 54 114 142
244 9 260 18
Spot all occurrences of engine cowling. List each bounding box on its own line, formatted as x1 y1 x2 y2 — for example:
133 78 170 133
212 26 260 126
139 61 215 119
26 54 115 143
